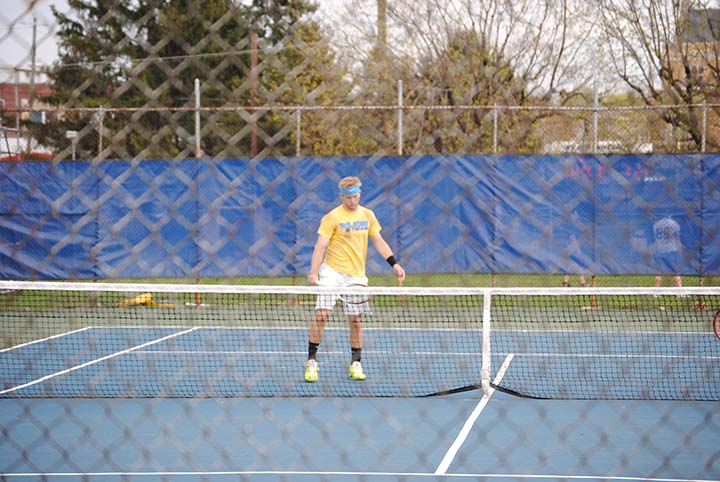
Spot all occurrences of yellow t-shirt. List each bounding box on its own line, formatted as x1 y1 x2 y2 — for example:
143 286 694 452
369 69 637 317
318 205 381 278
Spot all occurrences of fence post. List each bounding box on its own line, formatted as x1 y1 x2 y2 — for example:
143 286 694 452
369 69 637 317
195 78 201 158
96 107 104 162
492 105 498 154
250 30 259 157
13 69 20 137
193 78 203 306
296 109 302 157
397 79 403 156
701 102 707 153
592 78 598 153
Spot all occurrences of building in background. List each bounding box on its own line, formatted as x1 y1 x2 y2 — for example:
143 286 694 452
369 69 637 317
0 66 52 160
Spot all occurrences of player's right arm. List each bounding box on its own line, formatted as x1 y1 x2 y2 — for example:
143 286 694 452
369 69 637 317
307 235 330 285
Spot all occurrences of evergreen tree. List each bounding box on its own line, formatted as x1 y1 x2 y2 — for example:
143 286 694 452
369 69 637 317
34 0 333 159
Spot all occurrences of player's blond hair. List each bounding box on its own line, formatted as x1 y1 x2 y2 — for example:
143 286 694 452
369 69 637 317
338 176 361 190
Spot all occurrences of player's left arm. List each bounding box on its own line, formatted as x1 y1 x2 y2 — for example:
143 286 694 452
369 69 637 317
370 234 406 283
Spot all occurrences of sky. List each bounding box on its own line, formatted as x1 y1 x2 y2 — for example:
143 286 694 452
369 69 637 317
1 0 68 70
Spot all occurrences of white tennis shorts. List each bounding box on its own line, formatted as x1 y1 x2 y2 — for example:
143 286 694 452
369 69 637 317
315 263 370 316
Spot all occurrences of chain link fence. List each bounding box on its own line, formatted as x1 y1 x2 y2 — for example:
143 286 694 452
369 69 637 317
4 96 720 161
1 2 720 481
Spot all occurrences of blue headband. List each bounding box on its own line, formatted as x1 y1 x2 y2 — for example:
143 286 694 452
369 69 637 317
339 185 361 195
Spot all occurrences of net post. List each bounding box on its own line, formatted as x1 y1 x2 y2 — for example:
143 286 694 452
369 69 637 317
481 290 492 396
288 275 300 305
591 275 597 308
695 275 706 310
396 277 403 306
194 277 202 307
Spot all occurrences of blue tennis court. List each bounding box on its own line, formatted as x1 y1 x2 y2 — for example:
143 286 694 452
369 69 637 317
3 323 718 400
1 388 718 480
0 328 720 480
2 326 485 397
2 286 719 481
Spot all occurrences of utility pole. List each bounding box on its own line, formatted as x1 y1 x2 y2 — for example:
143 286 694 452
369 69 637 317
250 30 259 157
14 69 20 137
25 16 37 158
376 0 387 61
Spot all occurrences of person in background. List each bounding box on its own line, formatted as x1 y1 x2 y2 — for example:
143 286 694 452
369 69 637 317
562 274 587 287
561 234 589 287
652 215 683 289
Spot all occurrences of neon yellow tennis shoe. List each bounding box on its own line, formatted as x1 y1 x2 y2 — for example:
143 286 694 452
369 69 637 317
304 359 318 382
349 361 366 381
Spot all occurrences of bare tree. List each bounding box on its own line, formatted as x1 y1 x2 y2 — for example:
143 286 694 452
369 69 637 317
596 0 720 151
317 0 599 154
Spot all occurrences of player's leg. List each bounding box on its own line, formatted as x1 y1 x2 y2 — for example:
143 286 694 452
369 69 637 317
668 250 683 291
348 314 365 380
305 308 331 382
309 308 330 355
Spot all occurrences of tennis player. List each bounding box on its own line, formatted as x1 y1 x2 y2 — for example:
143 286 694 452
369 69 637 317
304 176 406 383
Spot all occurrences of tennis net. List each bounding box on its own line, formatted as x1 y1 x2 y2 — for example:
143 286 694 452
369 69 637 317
0 281 718 400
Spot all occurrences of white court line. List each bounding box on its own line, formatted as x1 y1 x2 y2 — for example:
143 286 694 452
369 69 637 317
0 327 92 354
132 350 484 356
0 471 713 482
435 353 515 475
131 349 719 359
85 325 482 332
495 329 713 335
0 327 199 395
497 352 720 360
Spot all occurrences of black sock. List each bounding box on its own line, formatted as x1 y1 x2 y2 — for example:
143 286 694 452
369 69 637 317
351 347 362 363
308 342 319 360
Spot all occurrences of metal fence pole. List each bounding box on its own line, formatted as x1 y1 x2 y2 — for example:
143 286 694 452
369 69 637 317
702 102 707 153
195 78 201 158
193 79 202 304
593 79 598 153
96 108 104 161
250 30 259 157
296 109 301 157
493 105 498 154
397 79 403 156
13 69 20 138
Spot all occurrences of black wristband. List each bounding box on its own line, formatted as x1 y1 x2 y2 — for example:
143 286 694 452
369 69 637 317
386 255 398 267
